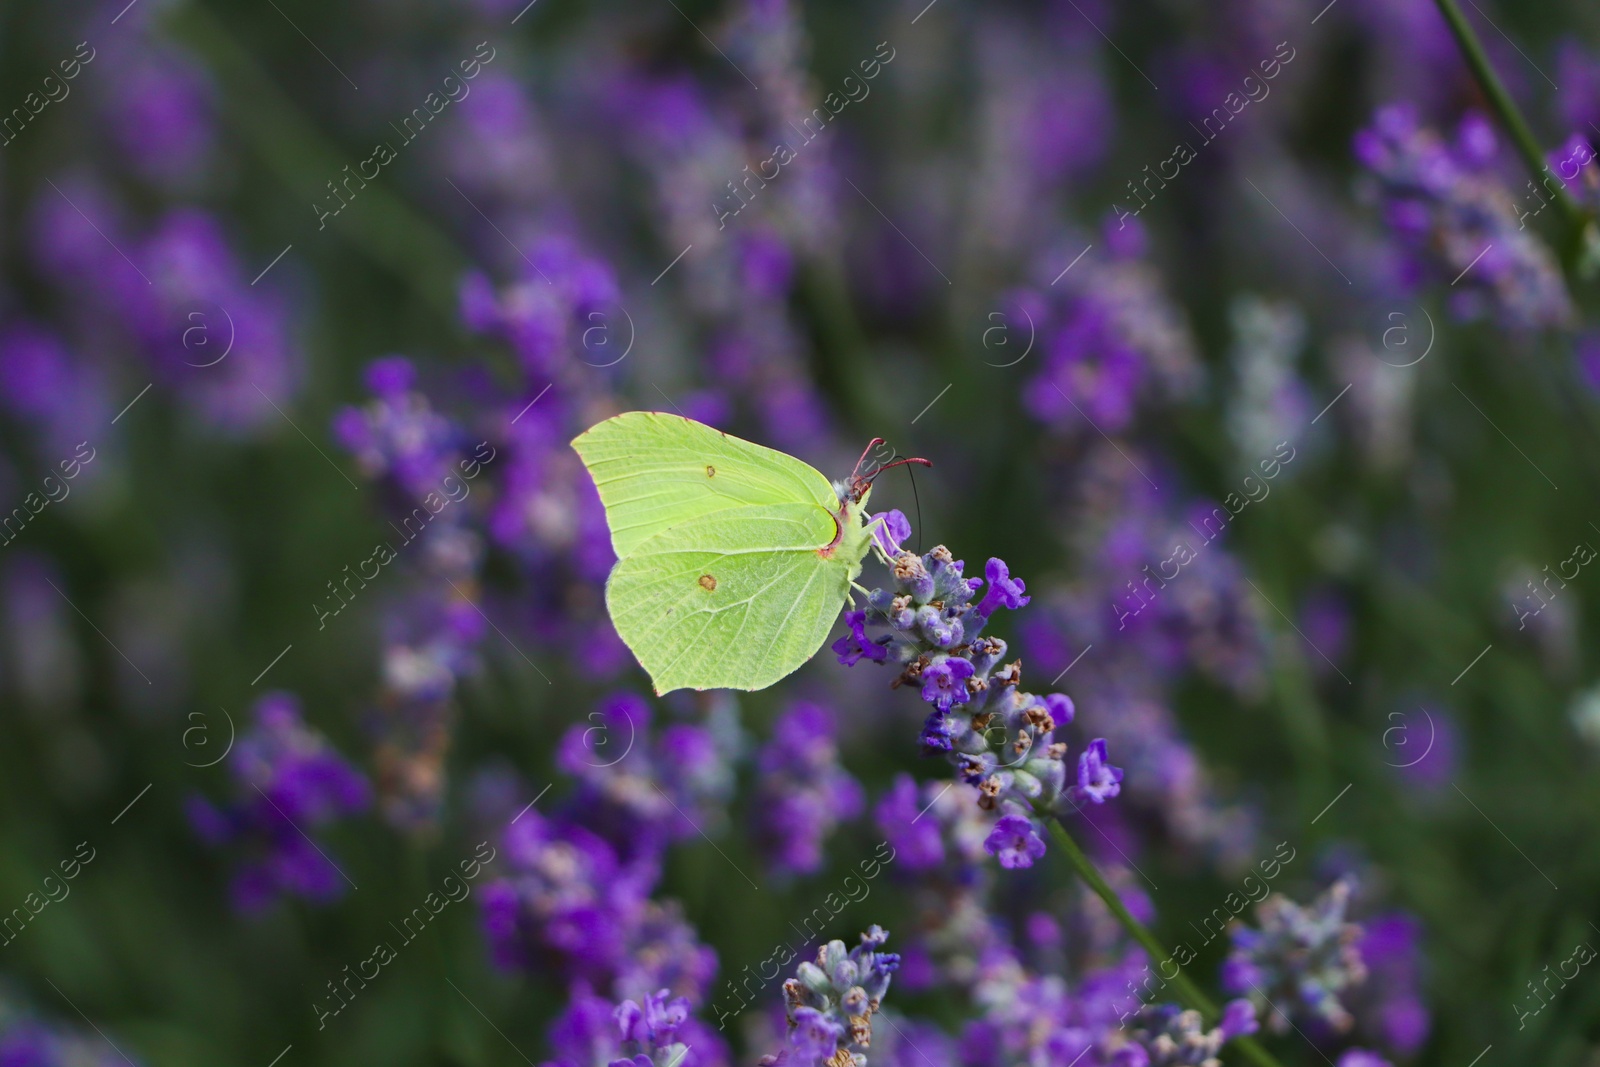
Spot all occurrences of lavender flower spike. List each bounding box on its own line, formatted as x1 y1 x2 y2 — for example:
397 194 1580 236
754 702 865 876
186 691 371 912
763 926 901 1067
834 516 1124 871
1223 877 1367 1035
1114 1003 1251 1067
611 989 693 1067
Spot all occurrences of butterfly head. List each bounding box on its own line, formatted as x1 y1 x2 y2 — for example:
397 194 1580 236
840 438 932 507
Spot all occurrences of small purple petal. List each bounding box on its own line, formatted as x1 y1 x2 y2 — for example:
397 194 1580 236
870 509 912 556
984 814 1047 869
1072 738 1123 804
919 657 975 712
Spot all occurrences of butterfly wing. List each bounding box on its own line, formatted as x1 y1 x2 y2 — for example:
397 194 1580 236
605 502 856 693
572 411 839 559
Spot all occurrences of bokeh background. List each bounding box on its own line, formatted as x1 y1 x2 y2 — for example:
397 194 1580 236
2 0 1599 1064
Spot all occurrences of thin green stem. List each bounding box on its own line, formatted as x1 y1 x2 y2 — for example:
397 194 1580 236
1043 814 1287 1067
1430 0 1583 229
1044 815 1216 1014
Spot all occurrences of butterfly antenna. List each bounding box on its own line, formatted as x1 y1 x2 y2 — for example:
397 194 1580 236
862 456 933 485
907 463 924 554
849 454 932 504
851 438 888 482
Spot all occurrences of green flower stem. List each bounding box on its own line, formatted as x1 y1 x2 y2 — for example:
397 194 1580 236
1043 813 1287 1067
1430 0 1583 229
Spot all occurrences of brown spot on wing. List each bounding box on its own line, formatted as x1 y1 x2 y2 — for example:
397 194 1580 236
698 574 717 591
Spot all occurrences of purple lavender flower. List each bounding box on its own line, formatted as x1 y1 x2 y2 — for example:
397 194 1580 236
871 775 1002 994
188 692 370 912
479 806 653 986
833 611 890 666
437 73 550 203
788 1008 845 1064
1072 739 1125 804
333 357 470 495
172 237 301 423
1390 703 1459 792
0 1024 55 1067
1025 305 1148 433
1336 1052 1392 1067
753 703 864 876
615 989 688 1048
0 1007 141 1067
24 175 304 433
557 692 734 853
739 230 796 299
1224 878 1367 1035
983 813 1046 870
764 927 900 1067
1349 914 1430 1055
837 530 1111 869
457 239 622 378
96 39 217 190
1021 228 1201 434
0 324 111 459
870 510 911 556
920 657 975 712
975 558 1030 618
332 361 500 830
917 710 958 752
29 173 146 307
1114 1003 1253 1067
544 987 727 1067
1354 104 1573 330
1219 998 1259 1040
873 775 945 870
869 1017 959 1067
1546 132 1599 204
950 921 1266 1067
478 761 723 1007
545 991 620 1067
1011 454 1268 867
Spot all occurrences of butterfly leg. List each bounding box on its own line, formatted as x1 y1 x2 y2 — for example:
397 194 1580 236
863 514 896 567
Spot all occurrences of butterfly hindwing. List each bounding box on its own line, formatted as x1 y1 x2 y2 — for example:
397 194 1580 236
571 411 839 559
605 502 851 693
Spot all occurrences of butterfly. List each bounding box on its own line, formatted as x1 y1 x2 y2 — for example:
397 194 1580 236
572 412 927 694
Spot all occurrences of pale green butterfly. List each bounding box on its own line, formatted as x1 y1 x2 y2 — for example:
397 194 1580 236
572 411 928 694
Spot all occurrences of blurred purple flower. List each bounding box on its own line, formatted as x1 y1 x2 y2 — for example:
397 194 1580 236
188 692 370 912
753 703 864 876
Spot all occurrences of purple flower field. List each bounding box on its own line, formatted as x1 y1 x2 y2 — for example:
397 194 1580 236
0 0 1595 1065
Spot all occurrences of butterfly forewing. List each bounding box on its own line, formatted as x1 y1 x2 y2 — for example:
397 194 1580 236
605 503 851 693
571 411 839 559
